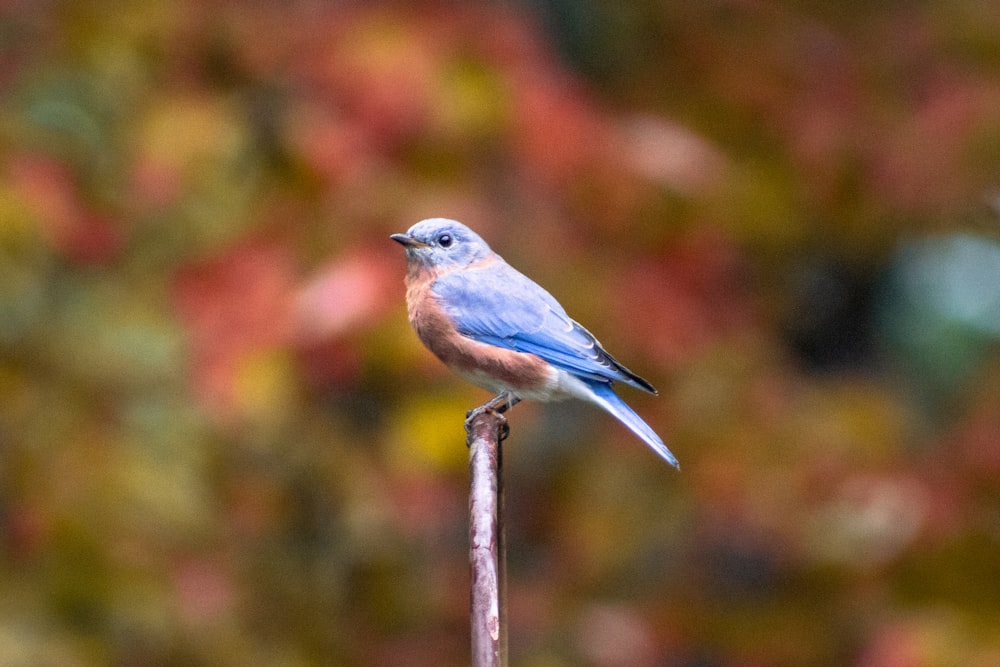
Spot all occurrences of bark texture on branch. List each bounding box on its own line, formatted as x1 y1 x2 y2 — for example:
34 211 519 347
467 410 507 667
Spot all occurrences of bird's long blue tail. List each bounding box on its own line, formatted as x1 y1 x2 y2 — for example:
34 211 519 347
585 381 679 468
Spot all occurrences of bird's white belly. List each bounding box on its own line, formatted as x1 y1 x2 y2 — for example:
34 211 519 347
455 365 593 403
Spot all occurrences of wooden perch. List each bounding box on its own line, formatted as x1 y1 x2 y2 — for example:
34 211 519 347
467 409 508 667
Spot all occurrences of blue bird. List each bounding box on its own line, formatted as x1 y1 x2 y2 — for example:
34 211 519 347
391 218 678 468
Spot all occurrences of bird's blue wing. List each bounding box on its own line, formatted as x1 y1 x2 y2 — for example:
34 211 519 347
432 263 654 392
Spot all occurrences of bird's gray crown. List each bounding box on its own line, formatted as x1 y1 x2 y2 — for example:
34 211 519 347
397 218 494 268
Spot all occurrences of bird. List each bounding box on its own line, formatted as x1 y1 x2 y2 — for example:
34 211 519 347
390 218 678 468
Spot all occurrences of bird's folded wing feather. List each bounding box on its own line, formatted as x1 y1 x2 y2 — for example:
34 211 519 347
432 263 653 392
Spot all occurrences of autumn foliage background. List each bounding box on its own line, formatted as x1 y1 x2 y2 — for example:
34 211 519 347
2 2 1000 665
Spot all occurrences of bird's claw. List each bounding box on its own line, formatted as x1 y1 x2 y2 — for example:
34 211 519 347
464 404 490 428
465 395 515 443
464 408 510 442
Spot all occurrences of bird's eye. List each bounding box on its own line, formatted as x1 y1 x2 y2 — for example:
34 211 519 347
438 234 453 248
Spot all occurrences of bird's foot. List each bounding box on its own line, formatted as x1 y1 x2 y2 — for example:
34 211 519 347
494 394 521 414
464 407 510 442
465 393 520 442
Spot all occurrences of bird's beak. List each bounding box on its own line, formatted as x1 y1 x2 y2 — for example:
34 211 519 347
391 233 429 249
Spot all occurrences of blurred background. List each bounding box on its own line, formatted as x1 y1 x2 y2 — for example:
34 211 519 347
1 1 999 665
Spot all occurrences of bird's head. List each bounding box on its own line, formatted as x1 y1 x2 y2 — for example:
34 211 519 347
391 218 493 270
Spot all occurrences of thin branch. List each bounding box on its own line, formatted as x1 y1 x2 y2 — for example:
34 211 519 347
467 409 508 667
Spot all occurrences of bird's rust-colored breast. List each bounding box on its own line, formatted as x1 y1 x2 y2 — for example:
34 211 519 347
404 262 555 393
